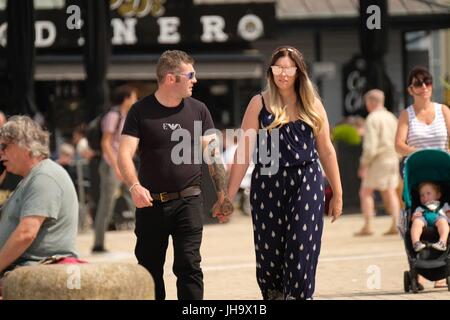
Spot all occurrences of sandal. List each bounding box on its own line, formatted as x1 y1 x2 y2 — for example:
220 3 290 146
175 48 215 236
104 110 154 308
383 228 398 236
434 279 447 288
354 228 374 236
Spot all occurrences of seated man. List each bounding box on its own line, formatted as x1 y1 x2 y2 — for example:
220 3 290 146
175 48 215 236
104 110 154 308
0 116 79 296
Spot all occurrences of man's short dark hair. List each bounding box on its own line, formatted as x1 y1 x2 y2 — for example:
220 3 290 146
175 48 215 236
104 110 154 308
112 84 136 105
156 50 194 84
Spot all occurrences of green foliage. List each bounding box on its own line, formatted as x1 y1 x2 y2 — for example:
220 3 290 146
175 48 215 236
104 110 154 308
332 124 362 145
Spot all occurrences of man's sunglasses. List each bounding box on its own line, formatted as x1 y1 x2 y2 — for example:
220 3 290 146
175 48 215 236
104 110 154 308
0 143 10 151
411 78 432 88
178 71 196 80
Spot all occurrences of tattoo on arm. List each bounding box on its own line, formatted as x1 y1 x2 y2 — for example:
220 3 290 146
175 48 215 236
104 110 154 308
208 162 228 195
206 138 228 196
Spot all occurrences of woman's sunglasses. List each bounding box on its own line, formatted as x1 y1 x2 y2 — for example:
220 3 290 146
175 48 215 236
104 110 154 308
411 78 432 88
271 66 297 77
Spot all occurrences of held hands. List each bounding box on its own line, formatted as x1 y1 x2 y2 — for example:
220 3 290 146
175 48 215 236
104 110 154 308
129 183 153 208
212 197 234 223
328 194 343 223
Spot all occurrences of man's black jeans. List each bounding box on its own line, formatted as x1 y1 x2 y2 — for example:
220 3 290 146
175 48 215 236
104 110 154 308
134 195 204 300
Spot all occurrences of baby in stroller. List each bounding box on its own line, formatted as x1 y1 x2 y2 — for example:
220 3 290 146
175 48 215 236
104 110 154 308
400 149 450 293
411 182 450 252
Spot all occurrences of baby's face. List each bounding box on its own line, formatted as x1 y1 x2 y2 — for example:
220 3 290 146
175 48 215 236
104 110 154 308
419 184 440 204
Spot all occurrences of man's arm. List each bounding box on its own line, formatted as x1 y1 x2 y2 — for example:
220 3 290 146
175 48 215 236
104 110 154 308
0 216 45 273
118 134 152 208
101 132 122 180
202 134 234 221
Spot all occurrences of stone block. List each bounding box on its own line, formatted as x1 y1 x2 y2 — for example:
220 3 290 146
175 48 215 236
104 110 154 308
2 263 154 300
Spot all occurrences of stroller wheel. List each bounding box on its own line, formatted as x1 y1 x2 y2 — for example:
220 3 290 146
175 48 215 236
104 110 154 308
403 271 410 293
410 277 419 294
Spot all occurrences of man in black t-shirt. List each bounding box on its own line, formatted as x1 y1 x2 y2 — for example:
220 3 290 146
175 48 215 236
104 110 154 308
118 50 233 300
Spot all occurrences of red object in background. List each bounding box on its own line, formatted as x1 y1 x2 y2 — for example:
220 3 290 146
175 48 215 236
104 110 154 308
324 183 333 214
56 257 87 264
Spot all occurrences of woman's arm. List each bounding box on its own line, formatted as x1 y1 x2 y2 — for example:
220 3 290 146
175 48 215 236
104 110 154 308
227 94 262 201
395 109 416 156
441 104 450 151
314 98 343 222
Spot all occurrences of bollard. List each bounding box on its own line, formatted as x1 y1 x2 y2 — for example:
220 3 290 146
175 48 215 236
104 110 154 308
2 263 154 300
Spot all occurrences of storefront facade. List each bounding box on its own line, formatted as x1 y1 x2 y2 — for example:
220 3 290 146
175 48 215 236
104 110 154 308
0 0 449 137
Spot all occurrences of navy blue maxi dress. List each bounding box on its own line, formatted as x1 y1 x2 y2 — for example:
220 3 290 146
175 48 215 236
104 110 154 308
250 96 325 300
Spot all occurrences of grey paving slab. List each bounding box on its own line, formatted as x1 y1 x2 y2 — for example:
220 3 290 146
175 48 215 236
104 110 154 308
76 213 450 300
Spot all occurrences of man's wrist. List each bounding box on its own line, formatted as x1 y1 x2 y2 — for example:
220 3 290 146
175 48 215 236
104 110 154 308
129 182 140 193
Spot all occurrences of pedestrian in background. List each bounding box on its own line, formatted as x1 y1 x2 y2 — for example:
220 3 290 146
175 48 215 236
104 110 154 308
395 66 450 288
355 89 400 236
92 84 138 253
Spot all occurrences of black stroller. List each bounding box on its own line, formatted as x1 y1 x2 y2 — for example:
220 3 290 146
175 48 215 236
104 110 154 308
400 149 450 293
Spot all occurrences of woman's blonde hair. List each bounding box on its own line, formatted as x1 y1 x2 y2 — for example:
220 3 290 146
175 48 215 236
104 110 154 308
265 46 323 135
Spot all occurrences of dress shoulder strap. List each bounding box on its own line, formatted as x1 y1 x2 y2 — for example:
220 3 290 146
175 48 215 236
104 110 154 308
259 92 266 109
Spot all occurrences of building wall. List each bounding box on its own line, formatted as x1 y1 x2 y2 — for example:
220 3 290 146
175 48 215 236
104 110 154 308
254 28 404 126
321 28 404 124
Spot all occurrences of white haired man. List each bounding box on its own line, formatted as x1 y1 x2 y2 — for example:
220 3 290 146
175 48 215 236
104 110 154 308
0 116 79 295
355 89 400 236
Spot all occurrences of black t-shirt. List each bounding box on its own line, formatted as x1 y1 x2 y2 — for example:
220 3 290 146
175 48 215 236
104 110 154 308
122 94 214 193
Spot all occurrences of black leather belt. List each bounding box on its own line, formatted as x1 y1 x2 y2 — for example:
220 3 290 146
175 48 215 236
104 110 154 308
151 186 201 203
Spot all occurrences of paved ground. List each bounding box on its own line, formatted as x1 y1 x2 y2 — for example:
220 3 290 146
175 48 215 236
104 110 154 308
76 213 450 300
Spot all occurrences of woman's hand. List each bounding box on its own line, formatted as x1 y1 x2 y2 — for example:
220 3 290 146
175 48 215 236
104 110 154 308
328 194 343 223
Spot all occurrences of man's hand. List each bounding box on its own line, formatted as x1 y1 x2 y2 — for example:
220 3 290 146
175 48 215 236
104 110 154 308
358 166 366 179
130 184 153 208
212 197 234 223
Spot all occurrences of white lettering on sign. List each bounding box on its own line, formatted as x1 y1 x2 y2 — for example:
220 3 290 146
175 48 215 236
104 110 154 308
0 13 266 49
35 21 57 48
237 14 263 41
0 23 7 47
200 15 228 43
157 17 180 44
111 18 137 45
344 69 366 113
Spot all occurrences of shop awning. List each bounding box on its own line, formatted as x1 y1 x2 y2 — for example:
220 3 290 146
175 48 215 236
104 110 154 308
194 0 450 17
276 0 450 20
35 53 264 81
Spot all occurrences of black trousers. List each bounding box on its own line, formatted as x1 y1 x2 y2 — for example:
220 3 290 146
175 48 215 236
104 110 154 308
134 195 204 300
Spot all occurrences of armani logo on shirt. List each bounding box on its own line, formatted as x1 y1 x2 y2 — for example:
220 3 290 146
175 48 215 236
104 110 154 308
163 123 181 131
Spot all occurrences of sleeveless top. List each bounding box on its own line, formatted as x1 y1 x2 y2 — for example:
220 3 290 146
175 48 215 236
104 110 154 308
406 103 448 151
255 95 319 168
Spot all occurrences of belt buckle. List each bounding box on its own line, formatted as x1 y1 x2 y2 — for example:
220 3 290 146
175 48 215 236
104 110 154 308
159 192 169 203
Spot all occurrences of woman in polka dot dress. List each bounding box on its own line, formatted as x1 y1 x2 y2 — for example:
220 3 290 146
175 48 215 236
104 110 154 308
222 46 343 300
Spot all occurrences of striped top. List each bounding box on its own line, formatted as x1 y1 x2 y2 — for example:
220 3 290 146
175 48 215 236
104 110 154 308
406 103 448 151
